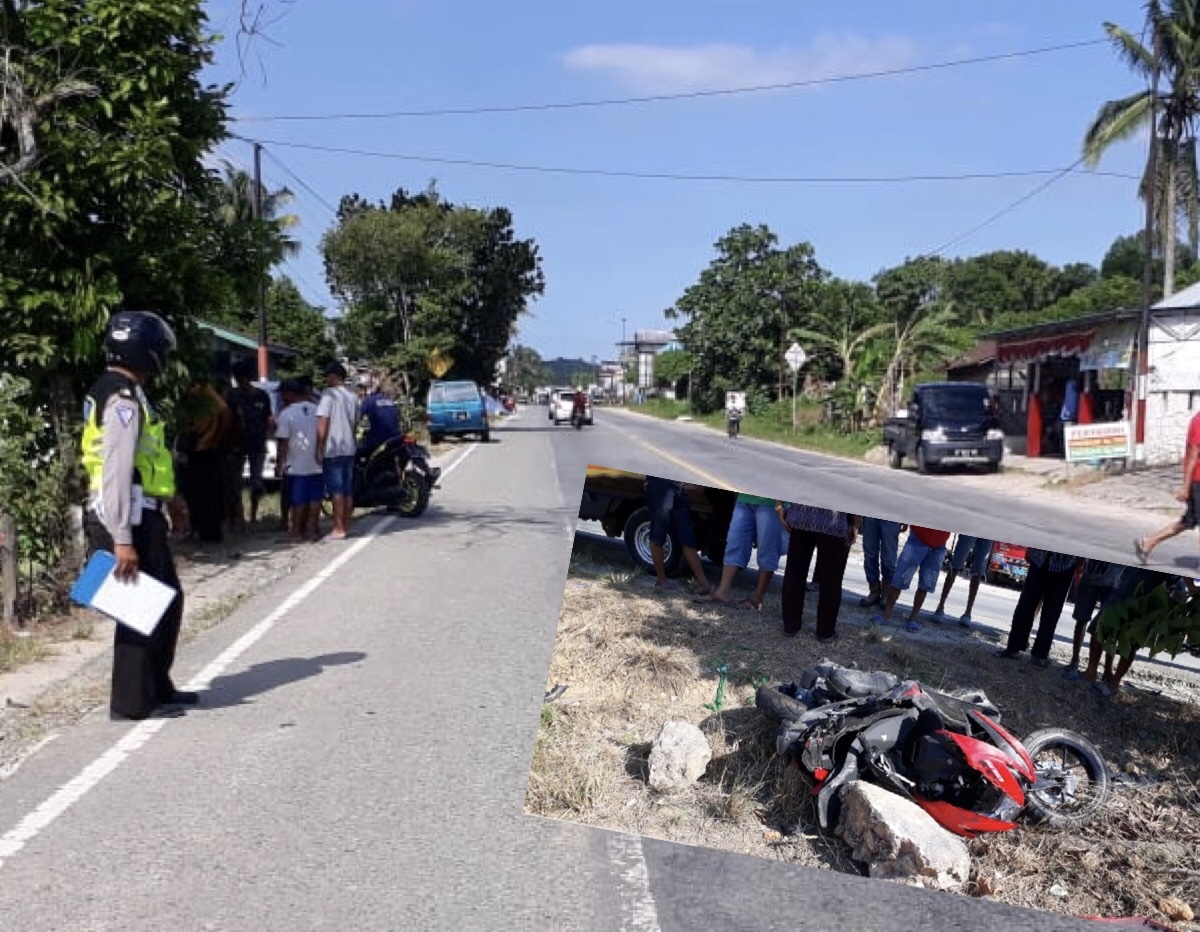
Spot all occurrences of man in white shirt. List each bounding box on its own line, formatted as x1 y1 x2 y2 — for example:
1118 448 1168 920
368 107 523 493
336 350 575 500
275 379 323 541
316 361 361 539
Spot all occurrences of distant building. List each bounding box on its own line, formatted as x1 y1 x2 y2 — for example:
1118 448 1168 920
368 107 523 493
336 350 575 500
616 329 675 395
196 320 299 381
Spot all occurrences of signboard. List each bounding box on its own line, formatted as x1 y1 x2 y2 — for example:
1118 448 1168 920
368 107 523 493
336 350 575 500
1064 421 1132 463
427 349 453 378
785 342 807 372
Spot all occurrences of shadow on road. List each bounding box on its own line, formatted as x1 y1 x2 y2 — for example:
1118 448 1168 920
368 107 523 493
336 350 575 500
198 651 367 708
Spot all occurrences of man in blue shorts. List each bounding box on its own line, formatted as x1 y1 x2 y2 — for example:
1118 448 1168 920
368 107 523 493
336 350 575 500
696 492 783 611
274 380 324 541
644 475 713 594
316 362 361 540
930 535 993 627
871 526 951 633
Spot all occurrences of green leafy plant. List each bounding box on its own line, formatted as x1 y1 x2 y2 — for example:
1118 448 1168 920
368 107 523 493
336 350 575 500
1094 582 1200 659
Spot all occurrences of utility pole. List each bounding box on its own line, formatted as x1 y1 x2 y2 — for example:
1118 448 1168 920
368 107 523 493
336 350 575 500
253 141 269 382
1134 26 1162 468
620 315 628 405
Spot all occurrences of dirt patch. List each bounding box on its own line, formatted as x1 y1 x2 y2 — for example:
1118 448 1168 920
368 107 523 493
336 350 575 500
526 542 1200 928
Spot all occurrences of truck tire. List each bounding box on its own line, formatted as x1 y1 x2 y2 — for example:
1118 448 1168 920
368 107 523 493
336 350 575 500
623 506 681 577
888 443 903 469
916 444 931 475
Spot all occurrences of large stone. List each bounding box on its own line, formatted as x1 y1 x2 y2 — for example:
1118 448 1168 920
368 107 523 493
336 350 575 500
647 721 711 793
834 781 971 892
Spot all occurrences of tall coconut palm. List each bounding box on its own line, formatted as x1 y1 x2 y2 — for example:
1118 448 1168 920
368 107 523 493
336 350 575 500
1083 0 1200 296
216 160 300 263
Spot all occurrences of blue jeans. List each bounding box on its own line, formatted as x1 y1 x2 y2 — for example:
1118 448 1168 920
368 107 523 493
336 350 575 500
950 535 993 578
861 518 902 590
723 502 784 574
892 538 947 594
645 477 697 550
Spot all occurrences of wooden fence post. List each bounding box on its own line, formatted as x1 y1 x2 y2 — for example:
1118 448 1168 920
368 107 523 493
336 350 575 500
1 512 17 629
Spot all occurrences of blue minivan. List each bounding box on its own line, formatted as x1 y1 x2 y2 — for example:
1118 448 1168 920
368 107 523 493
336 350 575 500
426 379 490 443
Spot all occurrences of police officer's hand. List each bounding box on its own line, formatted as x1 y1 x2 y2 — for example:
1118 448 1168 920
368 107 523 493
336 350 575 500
114 543 139 582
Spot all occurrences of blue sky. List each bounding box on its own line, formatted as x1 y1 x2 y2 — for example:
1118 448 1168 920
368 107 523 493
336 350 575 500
205 0 1154 362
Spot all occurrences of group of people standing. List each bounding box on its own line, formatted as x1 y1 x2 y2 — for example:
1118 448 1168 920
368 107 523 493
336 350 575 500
640 476 1194 697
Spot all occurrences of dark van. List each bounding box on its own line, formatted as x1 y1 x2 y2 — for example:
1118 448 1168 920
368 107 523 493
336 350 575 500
883 381 1004 474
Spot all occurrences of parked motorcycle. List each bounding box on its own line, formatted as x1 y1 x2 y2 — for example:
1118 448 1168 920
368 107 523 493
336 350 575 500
756 661 1110 838
330 434 439 519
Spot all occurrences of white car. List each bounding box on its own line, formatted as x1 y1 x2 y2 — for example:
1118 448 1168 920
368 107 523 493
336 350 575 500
551 389 593 425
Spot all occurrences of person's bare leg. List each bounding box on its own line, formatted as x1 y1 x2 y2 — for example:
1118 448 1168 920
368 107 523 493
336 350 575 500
650 543 670 586
964 576 983 616
1108 652 1137 690
747 569 773 608
877 584 902 622
1138 519 1187 561
700 563 740 602
935 569 957 614
683 547 711 591
908 588 929 622
1081 638 1104 682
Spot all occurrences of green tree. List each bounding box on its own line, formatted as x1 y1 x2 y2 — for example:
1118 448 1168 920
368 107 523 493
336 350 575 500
322 185 543 401
871 257 964 420
788 278 889 387
666 224 829 414
1083 0 1200 295
505 345 552 392
942 250 1069 327
653 349 692 392
266 277 336 381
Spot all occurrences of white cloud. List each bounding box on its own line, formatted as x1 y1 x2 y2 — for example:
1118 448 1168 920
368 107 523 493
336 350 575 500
561 34 923 94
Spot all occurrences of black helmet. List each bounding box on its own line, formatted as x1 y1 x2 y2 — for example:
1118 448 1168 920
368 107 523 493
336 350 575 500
105 310 177 378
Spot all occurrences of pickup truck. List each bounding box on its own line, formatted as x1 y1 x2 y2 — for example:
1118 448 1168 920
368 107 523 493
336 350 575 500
883 381 1004 474
577 466 737 576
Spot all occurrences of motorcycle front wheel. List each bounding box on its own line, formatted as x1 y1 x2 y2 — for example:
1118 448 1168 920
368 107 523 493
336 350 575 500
1021 728 1110 829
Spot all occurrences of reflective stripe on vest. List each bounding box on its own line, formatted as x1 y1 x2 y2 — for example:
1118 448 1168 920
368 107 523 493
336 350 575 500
81 390 176 499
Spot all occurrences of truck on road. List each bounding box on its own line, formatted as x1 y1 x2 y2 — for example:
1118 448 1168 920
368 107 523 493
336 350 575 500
577 466 737 576
883 381 1005 475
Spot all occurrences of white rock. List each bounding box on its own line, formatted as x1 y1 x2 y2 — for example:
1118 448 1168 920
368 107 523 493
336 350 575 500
647 721 712 793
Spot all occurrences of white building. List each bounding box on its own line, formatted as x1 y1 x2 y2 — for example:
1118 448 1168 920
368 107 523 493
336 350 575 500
1145 282 1200 465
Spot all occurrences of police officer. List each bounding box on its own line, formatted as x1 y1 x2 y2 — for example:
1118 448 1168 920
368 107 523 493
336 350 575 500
82 310 199 721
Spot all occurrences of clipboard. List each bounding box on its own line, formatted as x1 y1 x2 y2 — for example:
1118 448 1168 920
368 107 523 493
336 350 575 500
69 550 177 636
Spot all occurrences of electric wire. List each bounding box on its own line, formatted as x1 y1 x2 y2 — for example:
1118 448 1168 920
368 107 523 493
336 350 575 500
230 38 1108 122
236 138 1138 185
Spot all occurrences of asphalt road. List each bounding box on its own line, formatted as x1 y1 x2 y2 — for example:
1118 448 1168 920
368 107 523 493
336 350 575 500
583 405 1199 575
0 410 1121 931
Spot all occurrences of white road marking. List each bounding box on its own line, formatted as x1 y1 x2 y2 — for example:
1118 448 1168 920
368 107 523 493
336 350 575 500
607 832 663 932
0 441 488 872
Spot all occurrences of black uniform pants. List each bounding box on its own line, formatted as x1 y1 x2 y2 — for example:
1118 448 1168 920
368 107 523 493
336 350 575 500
1005 561 1076 660
85 508 185 718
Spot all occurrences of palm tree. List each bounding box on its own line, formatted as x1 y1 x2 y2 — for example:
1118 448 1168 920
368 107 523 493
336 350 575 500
1083 0 1200 296
216 160 300 264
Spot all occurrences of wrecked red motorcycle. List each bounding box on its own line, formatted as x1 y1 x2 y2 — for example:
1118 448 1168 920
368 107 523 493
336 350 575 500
756 662 1111 838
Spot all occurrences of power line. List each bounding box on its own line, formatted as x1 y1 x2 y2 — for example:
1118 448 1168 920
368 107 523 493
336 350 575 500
919 157 1089 259
260 147 340 215
230 38 1108 122
239 138 1137 186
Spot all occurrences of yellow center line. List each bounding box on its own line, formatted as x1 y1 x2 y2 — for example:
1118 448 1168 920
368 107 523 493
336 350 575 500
634 436 745 493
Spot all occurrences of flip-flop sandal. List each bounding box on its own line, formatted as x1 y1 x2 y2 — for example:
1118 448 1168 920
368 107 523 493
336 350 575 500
693 593 731 605
736 599 763 612
1133 538 1149 564
905 621 921 633
654 581 683 593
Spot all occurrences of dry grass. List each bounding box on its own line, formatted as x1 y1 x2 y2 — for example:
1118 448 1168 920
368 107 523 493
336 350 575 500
526 539 1200 926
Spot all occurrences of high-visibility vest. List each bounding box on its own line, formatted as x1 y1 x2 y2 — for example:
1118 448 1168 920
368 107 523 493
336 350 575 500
81 371 176 499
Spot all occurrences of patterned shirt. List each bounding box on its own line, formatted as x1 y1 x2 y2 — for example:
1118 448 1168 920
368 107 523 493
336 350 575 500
1027 549 1079 574
784 503 848 538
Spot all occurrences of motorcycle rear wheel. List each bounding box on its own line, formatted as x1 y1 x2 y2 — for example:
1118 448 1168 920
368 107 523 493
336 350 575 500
754 683 812 723
1021 728 1110 829
393 473 431 518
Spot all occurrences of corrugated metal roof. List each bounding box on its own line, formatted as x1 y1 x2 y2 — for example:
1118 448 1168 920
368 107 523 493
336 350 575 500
196 320 300 357
1152 280 1200 309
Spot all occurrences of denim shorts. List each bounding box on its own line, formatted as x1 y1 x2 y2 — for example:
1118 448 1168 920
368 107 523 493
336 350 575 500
723 502 783 573
323 455 356 498
950 535 992 578
645 477 696 549
891 538 946 593
288 472 326 506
